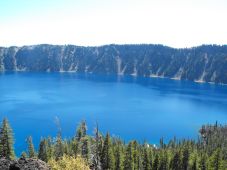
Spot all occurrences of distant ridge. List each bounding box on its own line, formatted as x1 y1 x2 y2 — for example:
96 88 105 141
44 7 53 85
0 44 227 84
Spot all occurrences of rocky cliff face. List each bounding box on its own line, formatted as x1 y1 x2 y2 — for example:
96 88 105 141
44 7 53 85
0 158 49 170
0 44 227 84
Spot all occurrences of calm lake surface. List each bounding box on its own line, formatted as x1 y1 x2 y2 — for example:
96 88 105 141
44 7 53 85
0 72 227 155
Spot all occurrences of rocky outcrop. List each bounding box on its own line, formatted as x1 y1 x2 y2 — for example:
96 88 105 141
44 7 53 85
0 158 11 170
0 158 49 170
0 44 227 84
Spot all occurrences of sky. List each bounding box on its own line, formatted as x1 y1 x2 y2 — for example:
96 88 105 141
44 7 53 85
0 0 227 48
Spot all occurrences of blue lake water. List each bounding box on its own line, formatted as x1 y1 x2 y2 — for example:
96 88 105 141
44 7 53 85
0 72 227 155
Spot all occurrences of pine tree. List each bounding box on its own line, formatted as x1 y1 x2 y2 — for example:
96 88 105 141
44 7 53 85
170 151 181 170
182 147 189 170
209 148 222 170
191 156 197 170
158 150 168 170
75 120 87 141
74 120 90 160
54 117 64 159
92 124 102 170
149 149 153 169
55 133 64 159
21 151 27 159
0 118 15 160
81 136 90 163
27 136 36 158
63 139 70 155
160 137 165 149
38 139 48 162
152 154 159 170
71 139 79 157
124 141 134 170
81 121 87 137
143 147 151 170
132 141 141 170
198 153 207 170
101 132 115 170
115 141 124 170
46 137 54 160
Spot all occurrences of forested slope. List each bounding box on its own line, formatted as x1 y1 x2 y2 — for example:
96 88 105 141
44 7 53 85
1 44 227 84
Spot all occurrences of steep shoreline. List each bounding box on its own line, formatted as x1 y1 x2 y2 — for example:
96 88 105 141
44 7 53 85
0 44 227 84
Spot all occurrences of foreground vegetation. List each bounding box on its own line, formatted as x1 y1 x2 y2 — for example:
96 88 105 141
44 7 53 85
0 118 226 170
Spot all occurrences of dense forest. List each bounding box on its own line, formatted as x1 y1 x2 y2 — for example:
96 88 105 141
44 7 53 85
1 44 227 84
0 118 226 170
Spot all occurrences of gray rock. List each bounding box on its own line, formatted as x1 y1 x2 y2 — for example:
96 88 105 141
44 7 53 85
0 158 50 170
0 158 11 170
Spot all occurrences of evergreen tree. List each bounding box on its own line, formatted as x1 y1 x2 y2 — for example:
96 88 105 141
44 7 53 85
63 139 70 155
75 120 87 141
160 137 165 149
143 146 151 170
20 121 227 170
132 141 141 170
158 150 168 170
191 156 197 170
198 154 207 170
0 118 15 160
149 149 153 169
170 151 181 170
74 120 90 161
53 116 64 159
152 154 159 170
55 133 64 159
182 147 190 170
92 124 102 170
124 141 135 170
101 132 115 170
26 136 36 158
81 136 90 163
38 139 48 162
115 141 124 170
21 151 27 159
209 148 222 170
47 137 54 160
71 139 79 157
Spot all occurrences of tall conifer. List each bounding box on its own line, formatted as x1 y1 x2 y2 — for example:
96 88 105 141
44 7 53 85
27 136 36 158
101 132 115 170
0 118 15 160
